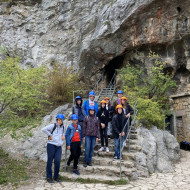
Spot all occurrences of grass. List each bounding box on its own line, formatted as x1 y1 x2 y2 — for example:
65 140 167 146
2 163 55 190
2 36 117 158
0 148 28 187
60 175 128 185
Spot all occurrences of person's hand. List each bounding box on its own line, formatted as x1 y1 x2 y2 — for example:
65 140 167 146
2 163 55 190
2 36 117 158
48 136 53 140
67 146 70 150
62 135 65 140
96 138 99 142
126 113 130 118
122 132 125 136
83 137 85 141
119 133 121 136
101 123 105 129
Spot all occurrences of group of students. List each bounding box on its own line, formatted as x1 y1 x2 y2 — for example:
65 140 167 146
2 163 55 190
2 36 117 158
42 90 134 183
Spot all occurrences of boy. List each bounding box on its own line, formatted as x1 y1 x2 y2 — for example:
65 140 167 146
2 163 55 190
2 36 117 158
83 105 99 167
42 114 65 183
72 96 85 128
83 91 98 116
112 105 127 160
65 114 82 175
121 96 134 121
97 100 109 152
112 90 124 114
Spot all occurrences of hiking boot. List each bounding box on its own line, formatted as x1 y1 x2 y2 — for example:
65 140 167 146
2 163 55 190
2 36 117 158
83 162 87 167
54 177 62 182
87 162 92 166
98 147 104 152
47 178 54 183
106 147 109 152
113 156 117 160
73 169 80 175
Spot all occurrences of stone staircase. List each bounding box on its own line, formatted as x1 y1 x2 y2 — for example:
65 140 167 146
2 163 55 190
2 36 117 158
61 128 142 182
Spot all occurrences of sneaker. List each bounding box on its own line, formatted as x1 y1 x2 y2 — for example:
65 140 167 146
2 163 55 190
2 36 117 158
113 156 117 160
83 162 87 167
98 147 104 152
73 169 80 175
54 178 62 182
47 178 54 183
106 147 109 152
87 162 92 166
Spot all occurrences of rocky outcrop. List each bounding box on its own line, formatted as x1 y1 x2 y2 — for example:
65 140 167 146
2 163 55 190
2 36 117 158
137 126 180 174
1 0 190 89
0 103 72 162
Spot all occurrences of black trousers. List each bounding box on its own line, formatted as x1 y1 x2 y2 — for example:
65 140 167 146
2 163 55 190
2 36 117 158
68 141 81 170
100 126 108 147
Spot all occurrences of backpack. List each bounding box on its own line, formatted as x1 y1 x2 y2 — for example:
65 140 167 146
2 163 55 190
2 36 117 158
48 123 64 140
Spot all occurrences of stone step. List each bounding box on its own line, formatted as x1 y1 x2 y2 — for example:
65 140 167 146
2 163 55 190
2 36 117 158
93 150 136 161
65 164 136 178
94 144 141 152
79 156 135 168
102 138 138 145
60 171 128 182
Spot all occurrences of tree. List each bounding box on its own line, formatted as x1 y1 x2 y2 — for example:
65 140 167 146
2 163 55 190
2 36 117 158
119 51 177 128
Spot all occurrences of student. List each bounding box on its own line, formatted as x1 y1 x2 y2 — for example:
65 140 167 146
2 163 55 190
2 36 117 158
65 114 82 175
97 100 109 152
112 105 128 160
42 114 65 183
104 97 114 137
121 96 134 121
83 105 99 167
83 91 98 116
112 90 124 113
72 96 85 128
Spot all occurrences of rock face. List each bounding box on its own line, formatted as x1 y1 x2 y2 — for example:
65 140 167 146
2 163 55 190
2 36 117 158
0 0 190 88
137 126 180 174
0 103 72 162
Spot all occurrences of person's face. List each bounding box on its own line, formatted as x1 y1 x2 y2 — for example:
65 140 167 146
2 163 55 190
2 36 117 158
105 99 109 104
118 93 123 98
121 99 125 104
77 99 81 105
89 110 95 115
101 103 105 108
57 119 63 126
118 108 122 114
72 119 78 125
89 96 95 101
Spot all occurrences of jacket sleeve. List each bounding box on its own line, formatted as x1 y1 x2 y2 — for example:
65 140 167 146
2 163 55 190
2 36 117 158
96 117 100 138
65 126 71 146
95 102 98 116
42 124 54 136
112 117 120 135
78 125 83 146
129 104 134 115
83 100 88 116
82 117 87 137
105 110 109 126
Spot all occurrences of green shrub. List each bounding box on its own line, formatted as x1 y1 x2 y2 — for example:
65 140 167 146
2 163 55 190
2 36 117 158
46 63 81 104
118 51 177 128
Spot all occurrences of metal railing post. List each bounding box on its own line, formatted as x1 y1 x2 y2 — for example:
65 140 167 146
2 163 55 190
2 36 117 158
120 135 122 179
128 120 130 152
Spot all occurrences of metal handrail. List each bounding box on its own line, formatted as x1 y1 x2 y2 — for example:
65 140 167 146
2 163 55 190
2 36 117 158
119 100 138 178
107 72 117 88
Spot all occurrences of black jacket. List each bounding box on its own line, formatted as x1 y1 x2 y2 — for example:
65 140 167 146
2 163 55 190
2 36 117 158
124 102 134 115
106 104 114 121
112 113 128 138
97 107 109 127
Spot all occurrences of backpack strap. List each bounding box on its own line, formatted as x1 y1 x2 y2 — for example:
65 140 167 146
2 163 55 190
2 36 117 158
51 123 57 134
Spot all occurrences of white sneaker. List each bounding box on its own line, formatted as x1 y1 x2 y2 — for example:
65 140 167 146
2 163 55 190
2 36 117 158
98 147 104 152
106 147 109 152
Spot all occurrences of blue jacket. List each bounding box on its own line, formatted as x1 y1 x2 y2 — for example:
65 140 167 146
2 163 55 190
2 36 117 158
65 123 83 146
42 123 65 147
83 99 98 116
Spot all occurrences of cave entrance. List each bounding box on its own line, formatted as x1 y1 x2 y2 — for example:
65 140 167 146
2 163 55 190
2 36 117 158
104 55 124 86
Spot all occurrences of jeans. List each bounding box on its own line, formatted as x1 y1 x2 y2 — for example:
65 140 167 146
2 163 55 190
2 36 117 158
46 143 62 179
68 141 81 169
114 137 124 159
84 136 96 163
100 126 108 147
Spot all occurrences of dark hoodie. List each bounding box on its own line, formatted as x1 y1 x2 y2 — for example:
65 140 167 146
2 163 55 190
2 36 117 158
82 110 100 138
97 107 109 126
72 99 85 122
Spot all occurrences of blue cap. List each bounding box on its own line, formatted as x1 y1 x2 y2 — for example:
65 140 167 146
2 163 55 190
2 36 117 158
75 96 82 100
117 90 123 94
56 114 64 120
89 91 95 96
89 105 95 110
71 114 78 120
